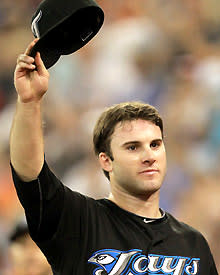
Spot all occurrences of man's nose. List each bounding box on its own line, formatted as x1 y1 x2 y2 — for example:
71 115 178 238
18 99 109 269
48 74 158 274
141 147 156 165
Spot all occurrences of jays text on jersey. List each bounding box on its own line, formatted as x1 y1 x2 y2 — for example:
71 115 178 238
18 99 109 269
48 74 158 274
11 160 218 275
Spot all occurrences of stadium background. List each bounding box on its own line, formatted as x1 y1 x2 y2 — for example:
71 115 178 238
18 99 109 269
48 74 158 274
0 0 219 273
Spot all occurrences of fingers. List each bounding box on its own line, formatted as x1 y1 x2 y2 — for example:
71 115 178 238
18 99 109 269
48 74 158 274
17 54 35 64
24 38 39 55
35 52 49 76
16 54 36 71
16 40 49 77
15 39 39 71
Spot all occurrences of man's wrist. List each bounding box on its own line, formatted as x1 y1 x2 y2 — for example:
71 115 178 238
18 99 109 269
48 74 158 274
17 95 43 106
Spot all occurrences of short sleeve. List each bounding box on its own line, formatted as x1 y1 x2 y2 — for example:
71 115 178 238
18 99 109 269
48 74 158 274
11 160 65 242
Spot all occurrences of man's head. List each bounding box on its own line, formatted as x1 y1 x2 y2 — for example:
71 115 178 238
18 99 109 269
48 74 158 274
93 102 163 178
93 101 166 197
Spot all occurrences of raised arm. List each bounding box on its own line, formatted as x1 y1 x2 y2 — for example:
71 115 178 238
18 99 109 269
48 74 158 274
10 40 50 181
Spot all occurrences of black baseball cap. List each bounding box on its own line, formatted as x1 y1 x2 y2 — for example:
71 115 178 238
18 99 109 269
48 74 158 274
29 0 104 69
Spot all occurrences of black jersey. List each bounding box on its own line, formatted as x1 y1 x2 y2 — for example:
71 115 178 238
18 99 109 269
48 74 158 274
11 161 218 275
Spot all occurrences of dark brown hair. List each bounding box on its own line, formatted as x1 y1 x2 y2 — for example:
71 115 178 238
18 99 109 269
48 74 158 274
93 101 163 179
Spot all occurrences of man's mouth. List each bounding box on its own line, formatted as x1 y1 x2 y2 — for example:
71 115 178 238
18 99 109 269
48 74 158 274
139 169 159 175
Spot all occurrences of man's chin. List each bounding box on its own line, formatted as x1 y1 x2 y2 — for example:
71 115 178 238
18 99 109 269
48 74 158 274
137 180 162 194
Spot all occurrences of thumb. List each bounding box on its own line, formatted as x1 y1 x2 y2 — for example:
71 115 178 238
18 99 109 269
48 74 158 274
35 52 48 76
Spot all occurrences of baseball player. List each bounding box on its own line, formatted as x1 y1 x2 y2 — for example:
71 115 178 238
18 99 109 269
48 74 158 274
10 40 218 275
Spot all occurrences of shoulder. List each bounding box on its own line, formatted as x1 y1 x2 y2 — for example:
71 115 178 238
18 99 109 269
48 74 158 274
62 186 109 213
165 212 207 241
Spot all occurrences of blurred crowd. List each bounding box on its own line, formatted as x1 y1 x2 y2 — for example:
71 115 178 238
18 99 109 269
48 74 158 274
0 0 220 274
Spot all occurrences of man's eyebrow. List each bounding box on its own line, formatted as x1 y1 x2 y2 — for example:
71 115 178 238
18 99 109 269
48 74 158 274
151 138 163 143
121 138 163 147
121 141 141 147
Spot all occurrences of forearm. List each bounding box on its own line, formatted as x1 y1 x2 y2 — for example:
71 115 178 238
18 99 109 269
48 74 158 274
10 97 44 181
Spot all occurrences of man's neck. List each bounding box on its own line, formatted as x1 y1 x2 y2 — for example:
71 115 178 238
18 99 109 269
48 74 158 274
108 190 161 218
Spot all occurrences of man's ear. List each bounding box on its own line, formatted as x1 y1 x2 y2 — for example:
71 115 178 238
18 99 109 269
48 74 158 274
98 152 113 173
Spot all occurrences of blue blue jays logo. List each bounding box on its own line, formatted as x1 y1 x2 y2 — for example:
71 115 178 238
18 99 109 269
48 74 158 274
88 249 200 275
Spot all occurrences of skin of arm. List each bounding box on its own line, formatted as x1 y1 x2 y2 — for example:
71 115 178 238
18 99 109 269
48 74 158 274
10 39 50 182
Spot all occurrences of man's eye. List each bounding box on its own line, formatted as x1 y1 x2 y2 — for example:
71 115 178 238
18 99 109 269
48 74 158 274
127 145 137 151
151 142 159 148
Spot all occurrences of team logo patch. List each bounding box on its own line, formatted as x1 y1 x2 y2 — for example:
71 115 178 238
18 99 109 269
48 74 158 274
88 249 200 275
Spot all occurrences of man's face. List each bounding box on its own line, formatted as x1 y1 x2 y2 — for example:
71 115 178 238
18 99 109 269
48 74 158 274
105 119 167 197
